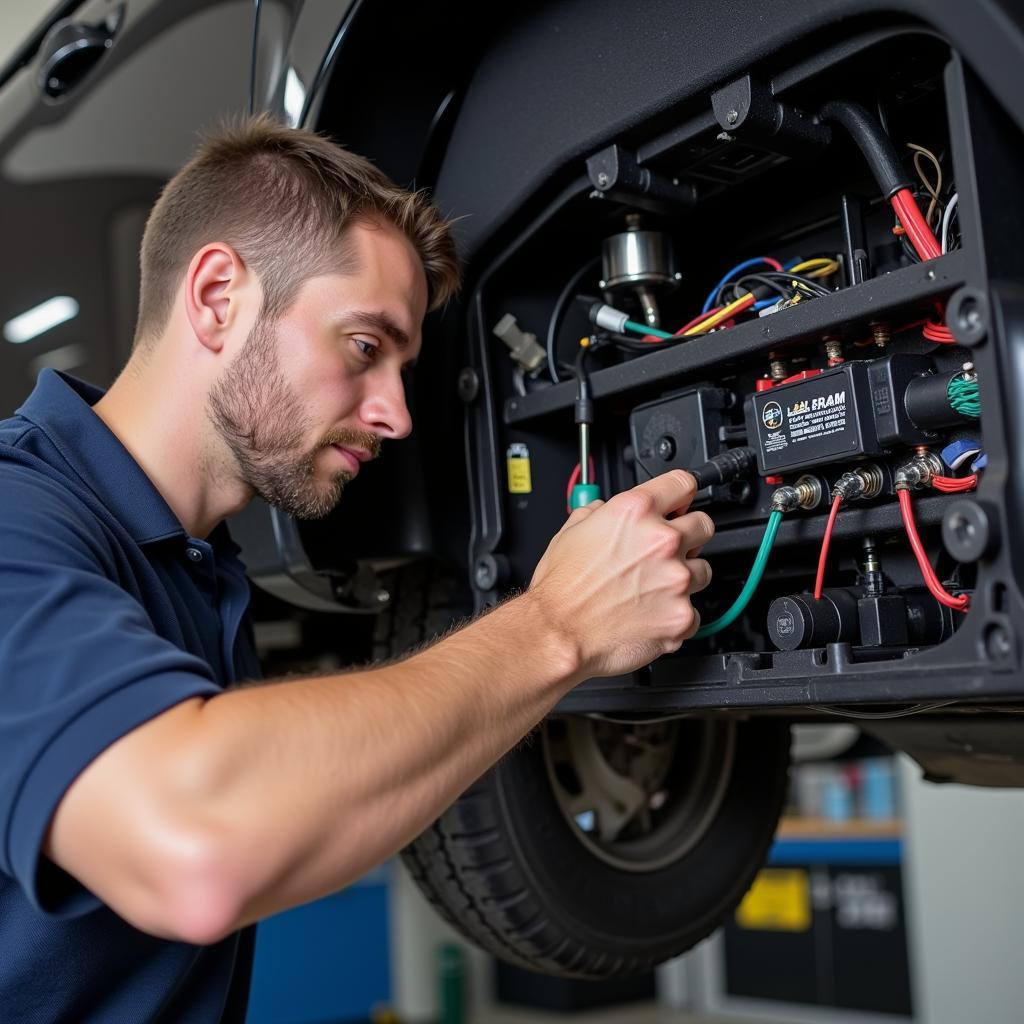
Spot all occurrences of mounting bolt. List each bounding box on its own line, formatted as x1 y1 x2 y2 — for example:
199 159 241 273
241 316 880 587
596 171 610 188
984 623 1013 663
726 108 739 125
457 367 480 403
474 553 508 591
942 498 998 562
948 286 989 347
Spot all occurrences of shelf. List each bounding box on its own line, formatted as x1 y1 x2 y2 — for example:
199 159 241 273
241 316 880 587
776 816 903 840
503 249 968 426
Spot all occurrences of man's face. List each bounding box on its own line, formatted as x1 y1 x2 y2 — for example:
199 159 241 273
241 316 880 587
207 220 427 518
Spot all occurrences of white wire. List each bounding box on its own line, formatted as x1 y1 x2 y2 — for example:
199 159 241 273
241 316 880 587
941 192 959 254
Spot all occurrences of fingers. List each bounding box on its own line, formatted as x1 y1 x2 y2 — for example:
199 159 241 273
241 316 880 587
683 557 712 595
627 469 697 518
666 509 715 558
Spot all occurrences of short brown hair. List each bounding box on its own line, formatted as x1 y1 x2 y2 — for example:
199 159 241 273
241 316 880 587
134 114 460 344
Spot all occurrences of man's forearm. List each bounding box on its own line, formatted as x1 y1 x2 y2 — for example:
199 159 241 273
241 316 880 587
48 590 578 941
173 589 580 931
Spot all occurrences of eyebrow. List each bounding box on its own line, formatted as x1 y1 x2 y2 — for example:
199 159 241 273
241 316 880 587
345 310 412 351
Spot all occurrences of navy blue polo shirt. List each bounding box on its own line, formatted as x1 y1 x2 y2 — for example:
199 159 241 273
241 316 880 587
0 370 262 1022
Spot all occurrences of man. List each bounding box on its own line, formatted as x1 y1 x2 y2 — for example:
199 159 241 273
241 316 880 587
0 115 712 1021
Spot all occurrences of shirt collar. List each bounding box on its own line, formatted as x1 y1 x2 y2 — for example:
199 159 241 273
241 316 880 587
16 369 187 546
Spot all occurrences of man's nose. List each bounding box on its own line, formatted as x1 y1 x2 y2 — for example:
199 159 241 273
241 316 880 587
361 374 413 440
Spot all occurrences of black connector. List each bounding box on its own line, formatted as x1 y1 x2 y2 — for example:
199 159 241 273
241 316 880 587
690 447 756 490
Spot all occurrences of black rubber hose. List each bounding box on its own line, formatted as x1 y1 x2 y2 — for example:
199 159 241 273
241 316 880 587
573 344 593 425
691 447 757 490
818 100 911 199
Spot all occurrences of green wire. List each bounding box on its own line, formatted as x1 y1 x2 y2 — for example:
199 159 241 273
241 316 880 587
947 373 981 419
624 319 675 340
694 509 783 639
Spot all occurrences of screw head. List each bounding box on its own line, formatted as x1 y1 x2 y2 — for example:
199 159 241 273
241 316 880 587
596 171 610 188
726 108 739 125
655 435 676 461
942 498 997 562
474 554 506 591
984 623 1013 663
457 367 480 403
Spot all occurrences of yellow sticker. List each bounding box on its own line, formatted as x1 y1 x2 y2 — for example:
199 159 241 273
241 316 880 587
506 443 532 494
735 868 811 932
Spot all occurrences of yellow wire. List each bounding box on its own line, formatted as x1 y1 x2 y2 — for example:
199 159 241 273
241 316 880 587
789 257 840 278
683 259 838 338
684 292 754 336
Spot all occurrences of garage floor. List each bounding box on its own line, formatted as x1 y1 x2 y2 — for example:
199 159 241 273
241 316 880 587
472 1004 743 1024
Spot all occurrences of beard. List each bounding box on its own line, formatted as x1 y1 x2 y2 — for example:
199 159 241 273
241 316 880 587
207 316 381 519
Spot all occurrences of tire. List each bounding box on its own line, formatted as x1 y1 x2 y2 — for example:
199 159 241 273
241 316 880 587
381 561 791 978
403 715 790 978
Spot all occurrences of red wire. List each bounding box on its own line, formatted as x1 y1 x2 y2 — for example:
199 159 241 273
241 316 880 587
565 457 597 512
933 473 978 493
923 321 956 344
813 495 843 600
674 307 723 335
897 489 970 611
891 188 942 261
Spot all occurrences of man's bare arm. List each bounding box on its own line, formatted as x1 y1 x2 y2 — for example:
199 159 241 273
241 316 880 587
45 471 712 943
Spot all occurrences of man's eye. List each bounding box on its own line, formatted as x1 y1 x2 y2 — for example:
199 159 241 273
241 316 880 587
353 338 378 359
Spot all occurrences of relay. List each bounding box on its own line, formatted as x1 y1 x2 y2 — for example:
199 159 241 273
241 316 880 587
744 355 969 476
745 363 880 475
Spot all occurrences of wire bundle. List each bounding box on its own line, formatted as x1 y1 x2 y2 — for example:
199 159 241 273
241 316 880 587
947 373 981 418
932 473 978 493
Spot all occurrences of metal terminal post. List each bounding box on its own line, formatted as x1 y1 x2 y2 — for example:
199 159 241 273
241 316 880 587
894 450 943 490
769 355 789 382
771 474 824 512
823 335 844 366
871 321 890 348
833 463 884 501
861 537 884 597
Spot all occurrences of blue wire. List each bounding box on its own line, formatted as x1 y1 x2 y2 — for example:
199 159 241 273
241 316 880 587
753 299 776 310
701 257 778 314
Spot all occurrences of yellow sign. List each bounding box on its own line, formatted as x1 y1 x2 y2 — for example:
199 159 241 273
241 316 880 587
735 868 811 932
506 443 532 494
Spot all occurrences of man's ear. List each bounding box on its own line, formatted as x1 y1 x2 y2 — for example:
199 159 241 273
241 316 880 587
184 243 248 353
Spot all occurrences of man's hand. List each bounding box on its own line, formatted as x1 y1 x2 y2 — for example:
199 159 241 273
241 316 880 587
528 469 713 679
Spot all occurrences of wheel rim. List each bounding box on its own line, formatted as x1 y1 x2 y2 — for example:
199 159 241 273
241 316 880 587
542 716 736 873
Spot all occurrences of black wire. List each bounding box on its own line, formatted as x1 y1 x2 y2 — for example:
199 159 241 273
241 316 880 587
900 235 921 264
762 270 832 296
723 274 788 305
574 344 592 402
546 259 600 384
724 272 830 306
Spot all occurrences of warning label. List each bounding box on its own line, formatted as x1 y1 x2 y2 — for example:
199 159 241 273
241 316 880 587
786 389 848 443
746 363 878 475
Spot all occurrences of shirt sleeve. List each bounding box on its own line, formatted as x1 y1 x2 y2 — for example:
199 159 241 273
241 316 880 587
0 465 222 917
